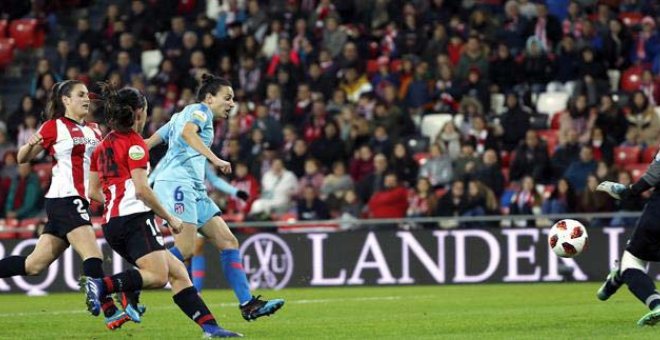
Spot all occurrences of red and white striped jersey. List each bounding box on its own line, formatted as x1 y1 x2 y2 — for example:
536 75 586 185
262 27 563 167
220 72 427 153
38 117 102 200
91 130 151 223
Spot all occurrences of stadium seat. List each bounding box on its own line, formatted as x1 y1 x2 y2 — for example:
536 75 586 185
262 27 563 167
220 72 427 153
536 92 570 124
390 59 402 72
536 129 559 154
642 145 659 163
0 38 15 69
420 113 453 140
620 65 645 92
614 146 641 166
9 18 45 49
141 49 163 79
413 152 429 166
619 12 643 27
500 150 513 168
490 93 505 115
17 218 39 239
625 163 648 182
0 19 7 38
366 59 379 76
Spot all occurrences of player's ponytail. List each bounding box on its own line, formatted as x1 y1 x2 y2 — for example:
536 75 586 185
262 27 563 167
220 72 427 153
44 79 83 120
99 82 146 133
196 73 232 102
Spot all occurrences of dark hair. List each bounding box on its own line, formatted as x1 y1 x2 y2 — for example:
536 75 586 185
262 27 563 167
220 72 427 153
99 82 146 132
196 73 231 102
44 80 83 120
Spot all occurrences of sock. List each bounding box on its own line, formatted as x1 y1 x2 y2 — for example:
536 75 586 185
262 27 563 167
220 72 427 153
622 269 660 310
169 246 185 262
102 269 144 294
192 255 206 293
220 249 251 304
172 286 218 330
0 256 26 278
83 258 118 318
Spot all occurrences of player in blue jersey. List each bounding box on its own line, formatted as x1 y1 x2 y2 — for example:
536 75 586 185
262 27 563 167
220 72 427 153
147 74 284 321
149 160 250 292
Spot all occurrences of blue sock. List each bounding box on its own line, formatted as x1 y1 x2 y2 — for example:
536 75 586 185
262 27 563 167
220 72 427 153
191 255 205 293
169 246 185 262
220 249 251 304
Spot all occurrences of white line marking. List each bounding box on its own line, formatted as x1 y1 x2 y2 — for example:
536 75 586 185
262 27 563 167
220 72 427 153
0 295 411 318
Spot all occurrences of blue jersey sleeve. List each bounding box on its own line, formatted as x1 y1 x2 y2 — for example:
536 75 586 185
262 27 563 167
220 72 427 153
155 120 172 143
205 162 238 196
187 104 212 131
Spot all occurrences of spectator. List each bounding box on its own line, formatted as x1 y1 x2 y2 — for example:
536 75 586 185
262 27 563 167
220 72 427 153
519 36 555 97
350 144 374 182
16 114 39 149
434 180 470 228
509 175 542 227
573 47 609 106
434 120 462 160
498 0 529 55
559 94 597 145
499 93 531 152
548 35 579 94
249 158 298 216
602 18 632 70
525 2 562 51
389 142 418 187
320 161 354 213
626 91 660 147
407 177 438 219
286 139 309 178
356 153 388 203
228 162 259 216
340 66 373 103
297 185 330 221
475 149 505 198
369 125 393 158
253 103 283 146
595 93 628 144
367 172 408 219
578 174 613 227
339 189 363 228
322 15 348 58
589 127 615 164
297 158 325 197
309 121 345 171
4 162 42 220
50 40 74 77
630 16 660 64
489 43 519 93
551 128 581 178
419 143 454 189
455 36 489 83
564 145 597 192
542 177 577 214
464 180 499 227
510 130 552 184
639 69 660 106
465 115 499 156
0 130 16 164
7 95 40 142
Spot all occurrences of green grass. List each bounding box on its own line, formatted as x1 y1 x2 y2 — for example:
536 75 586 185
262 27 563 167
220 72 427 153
0 283 659 339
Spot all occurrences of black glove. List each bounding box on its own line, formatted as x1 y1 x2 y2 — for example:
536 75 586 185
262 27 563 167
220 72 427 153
236 190 249 201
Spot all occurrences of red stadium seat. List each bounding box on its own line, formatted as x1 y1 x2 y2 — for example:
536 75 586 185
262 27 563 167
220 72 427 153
614 146 641 166
413 152 429 165
625 163 648 182
9 19 45 49
0 20 8 38
536 129 559 155
0 38 15 69
500 150 512 168
366 59 379 76
641 146 659 163
17 218 40 239
620 65 645 92
619 12 643 27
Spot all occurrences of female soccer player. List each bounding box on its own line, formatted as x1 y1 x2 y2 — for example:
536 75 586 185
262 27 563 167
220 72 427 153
0 80 128 330
146 74 284 320
81 83 241 338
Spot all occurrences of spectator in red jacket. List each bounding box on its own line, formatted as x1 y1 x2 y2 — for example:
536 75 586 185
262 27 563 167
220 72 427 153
228 162 260 215
368 172 408 219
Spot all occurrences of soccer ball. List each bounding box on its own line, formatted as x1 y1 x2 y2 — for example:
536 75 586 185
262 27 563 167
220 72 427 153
548 219 588 258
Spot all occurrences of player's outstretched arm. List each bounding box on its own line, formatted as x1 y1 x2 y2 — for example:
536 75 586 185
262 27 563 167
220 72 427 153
144 133 163 150
17 133 44 164
131 168 182 233
181 122 231 174
88 171 105 204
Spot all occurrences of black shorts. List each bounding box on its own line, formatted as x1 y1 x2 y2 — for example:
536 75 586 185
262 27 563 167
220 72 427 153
43 196 92 243
102 212 165 265
626 191 660 261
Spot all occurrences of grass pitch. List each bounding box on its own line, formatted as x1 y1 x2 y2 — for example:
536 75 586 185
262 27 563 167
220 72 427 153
0 283 658 339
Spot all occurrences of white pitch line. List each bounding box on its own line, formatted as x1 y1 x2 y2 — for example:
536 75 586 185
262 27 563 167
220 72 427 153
0 295 409 318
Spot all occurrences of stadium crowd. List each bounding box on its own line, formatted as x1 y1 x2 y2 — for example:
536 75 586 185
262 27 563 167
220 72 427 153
0 0 660 231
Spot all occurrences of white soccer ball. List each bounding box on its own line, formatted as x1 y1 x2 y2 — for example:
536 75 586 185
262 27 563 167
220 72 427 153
548 219 589 258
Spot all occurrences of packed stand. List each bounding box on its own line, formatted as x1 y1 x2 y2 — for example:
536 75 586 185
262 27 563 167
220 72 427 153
0 0 659 233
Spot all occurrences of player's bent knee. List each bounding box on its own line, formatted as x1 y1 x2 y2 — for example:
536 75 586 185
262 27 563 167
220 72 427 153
24 257 47 276
621 250 648 273
145 271 169 288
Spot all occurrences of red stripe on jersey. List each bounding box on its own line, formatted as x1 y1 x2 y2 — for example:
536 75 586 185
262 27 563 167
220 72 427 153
64 121 87 198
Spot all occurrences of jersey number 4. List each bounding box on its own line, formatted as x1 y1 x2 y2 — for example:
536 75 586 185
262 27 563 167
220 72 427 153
99 148 119 177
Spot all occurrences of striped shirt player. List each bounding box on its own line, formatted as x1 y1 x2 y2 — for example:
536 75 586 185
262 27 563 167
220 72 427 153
39 116 102 238
91 129 164 262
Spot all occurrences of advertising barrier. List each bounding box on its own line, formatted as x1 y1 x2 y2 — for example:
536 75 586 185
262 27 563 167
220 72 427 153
0 227 649 293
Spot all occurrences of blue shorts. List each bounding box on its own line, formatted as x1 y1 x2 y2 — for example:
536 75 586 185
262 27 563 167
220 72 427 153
153 181 221 227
